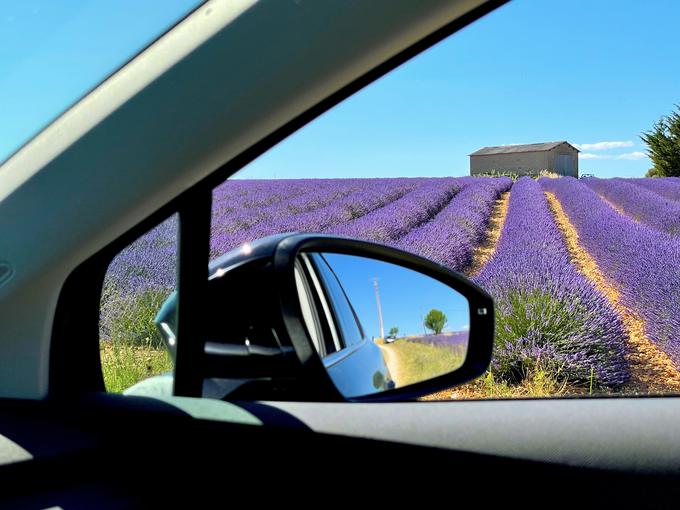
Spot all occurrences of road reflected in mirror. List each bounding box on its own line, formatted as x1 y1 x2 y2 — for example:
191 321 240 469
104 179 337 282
295 251 470 398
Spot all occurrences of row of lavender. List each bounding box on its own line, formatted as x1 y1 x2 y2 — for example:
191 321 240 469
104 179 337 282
542 177 680 370
475 178 629 387
583 177 680 235
631 177 680 202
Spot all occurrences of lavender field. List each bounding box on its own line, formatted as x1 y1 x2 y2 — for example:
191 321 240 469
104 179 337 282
100 175 680 396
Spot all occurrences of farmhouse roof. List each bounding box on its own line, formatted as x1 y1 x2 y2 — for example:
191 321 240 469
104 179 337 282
469 141 579 156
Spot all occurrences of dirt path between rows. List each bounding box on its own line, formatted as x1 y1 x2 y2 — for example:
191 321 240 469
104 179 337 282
466 191 511 277
545 192 680 393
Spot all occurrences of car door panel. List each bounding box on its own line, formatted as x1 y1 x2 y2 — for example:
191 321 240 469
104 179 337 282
0 395 678 507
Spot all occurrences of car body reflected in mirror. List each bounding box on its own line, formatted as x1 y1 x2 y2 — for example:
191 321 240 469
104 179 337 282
295 252 471 398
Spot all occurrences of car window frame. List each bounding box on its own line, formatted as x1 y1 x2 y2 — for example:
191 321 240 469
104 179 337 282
49 0 508 399
307 253 366 349
299 253 343 354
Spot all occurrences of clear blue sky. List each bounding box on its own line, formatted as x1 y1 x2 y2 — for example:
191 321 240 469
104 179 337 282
325 253 469 340
239 0 680 179
2 1 679 178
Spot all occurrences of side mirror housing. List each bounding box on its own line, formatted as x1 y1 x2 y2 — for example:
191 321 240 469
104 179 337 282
155 234 494 401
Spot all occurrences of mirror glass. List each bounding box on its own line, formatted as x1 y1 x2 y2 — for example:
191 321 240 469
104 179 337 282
295 252 470 398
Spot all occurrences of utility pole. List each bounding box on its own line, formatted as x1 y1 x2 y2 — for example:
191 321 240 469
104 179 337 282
372 278 384 340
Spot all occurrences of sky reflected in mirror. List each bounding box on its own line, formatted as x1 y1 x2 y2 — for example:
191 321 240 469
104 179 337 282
323 253 469 340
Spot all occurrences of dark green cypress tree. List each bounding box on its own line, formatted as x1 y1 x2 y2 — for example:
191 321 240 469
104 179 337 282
642 105 680 177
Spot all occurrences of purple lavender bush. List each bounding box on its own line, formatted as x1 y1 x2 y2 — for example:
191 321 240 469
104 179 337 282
542 176 680 369
584 177 680 235
210 178 423 256
100 215 178 347
211 179 363 256
257 178 419 240
396 177 512 271
476 178 629 388
212 179 317 227
328 178 464 242
631 177 680 202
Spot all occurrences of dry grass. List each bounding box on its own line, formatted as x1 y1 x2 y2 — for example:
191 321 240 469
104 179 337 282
466 191 510 277
100 341 173 394
545 192 680 394
421 367 579 401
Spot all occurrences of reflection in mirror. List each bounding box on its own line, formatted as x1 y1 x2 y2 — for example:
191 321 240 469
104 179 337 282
295 252 470 398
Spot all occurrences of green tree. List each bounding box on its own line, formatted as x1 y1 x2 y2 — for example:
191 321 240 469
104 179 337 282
388 326 399 339
424 309 447 335
641 104 680 177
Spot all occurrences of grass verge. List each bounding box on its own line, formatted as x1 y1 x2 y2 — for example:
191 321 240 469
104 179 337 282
100 340 172 394
380 340 465 388
421 366 579 401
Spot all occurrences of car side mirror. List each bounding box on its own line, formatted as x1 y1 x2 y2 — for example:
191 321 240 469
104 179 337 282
155 234 494 401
